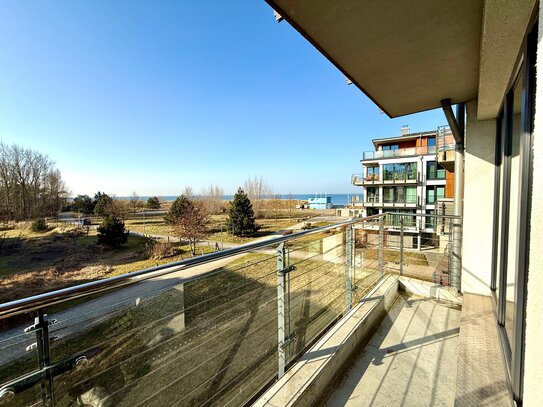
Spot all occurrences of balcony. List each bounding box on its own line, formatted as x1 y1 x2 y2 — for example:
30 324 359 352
352 173 380 186
382 170 419 184
436 125 456 171
0 214 508 407
362 145 436 161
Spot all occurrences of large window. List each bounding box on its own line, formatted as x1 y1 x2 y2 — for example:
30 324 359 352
365 187 378 203
365 166 379 181
383 186 417 203
383 162 417 181
426 186 444 204
426 161 446 179
427 137 436 147
490 21 536 404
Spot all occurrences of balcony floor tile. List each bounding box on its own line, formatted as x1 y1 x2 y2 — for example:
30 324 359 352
325 293 460 407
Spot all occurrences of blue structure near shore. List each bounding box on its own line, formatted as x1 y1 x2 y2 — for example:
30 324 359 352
308 196 332 210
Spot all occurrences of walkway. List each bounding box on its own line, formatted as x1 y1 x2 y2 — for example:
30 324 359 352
325 293 461 407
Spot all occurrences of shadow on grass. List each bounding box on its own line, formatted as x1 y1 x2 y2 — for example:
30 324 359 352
0 251 352 407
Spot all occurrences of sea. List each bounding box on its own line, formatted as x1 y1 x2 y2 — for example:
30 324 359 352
118 194 362 207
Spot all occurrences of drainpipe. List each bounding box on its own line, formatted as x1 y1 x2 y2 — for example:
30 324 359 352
441 99 465 292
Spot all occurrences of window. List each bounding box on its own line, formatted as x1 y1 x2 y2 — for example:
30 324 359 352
383 162 417 181
366 187 378 202
425 209 436 228
366 166 379 181
383 186 417 203
405 186 417 203
426 186 444 204
427 161 446 179
382 144 399 151
383 187 394 203
427 137 436 147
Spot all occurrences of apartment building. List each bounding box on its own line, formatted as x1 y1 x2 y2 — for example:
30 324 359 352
352 126 455 249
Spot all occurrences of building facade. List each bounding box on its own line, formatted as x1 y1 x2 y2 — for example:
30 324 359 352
352 126 455 249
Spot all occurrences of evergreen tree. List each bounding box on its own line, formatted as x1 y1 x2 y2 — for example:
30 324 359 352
93 192 113 217
97 215 128 247
226 188 258 237
164 195 191 224
72 194 95 215
146 196 161 210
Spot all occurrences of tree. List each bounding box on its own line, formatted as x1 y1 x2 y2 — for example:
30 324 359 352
243 176 271 218
226 188 258 237
129 192 142 214
164 195 191 225
0 142 68 221
146 196 161 210
97 215 128 248
200 184 224 214
31 218 48 232
72 194 95 215
93 192 113 217
171 198 209 256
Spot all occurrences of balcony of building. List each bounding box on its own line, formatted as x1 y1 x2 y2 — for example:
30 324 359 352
0 213 514 407
436 125 456 172
361 145 436 162
351 173 381 186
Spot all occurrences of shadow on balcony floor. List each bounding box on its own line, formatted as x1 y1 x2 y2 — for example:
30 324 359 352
325 292 461 407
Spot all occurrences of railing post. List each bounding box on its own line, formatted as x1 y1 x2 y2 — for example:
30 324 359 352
400 218 404 276
33 310 54 407
345 225 354 311
276 242 286 379
378 219 384 279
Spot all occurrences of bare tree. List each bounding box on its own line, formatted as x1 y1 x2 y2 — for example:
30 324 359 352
0 142 68 221
243 176 272 218
200 184 224 215
182 186 195 199
171 199 209 256
129 192 141 214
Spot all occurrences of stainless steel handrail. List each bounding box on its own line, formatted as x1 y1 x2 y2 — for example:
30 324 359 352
0 214 386 319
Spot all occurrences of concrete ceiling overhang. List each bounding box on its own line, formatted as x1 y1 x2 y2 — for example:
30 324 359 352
266 0 484 118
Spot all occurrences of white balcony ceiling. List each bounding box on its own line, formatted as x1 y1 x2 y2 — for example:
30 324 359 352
266 0 536 119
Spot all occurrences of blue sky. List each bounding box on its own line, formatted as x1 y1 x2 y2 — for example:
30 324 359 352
0 1 445 196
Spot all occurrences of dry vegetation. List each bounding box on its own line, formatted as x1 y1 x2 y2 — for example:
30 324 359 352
0 222 214 304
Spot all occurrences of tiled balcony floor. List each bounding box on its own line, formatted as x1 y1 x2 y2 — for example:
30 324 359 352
325 293 461 407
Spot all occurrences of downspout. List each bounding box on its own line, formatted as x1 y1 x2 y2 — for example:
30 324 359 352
441 99 465 292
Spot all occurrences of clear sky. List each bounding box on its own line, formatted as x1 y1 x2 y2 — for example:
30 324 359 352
0 1 445 196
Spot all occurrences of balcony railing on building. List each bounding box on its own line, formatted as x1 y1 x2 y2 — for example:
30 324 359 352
0 212 461 407
351 173 380 185
362 145 436 161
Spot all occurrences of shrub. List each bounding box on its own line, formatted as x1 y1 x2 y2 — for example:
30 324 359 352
145 240 177 260
146 196 161 210
31 218 48 232
97 215 128 248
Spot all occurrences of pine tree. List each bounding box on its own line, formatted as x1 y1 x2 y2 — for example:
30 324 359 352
97 215 128 247
226 188 258 237
164 195 190 224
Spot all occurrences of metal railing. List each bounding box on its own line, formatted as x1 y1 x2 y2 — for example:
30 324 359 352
351 173 380 184
0 214 387 407
356 212 462 289
382 170 418 182
362 146 437 161
364 196 380 204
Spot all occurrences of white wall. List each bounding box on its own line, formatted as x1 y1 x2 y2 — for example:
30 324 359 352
461 100 496 295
